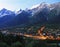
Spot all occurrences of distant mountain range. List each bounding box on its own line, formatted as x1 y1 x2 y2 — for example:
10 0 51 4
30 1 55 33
0 2 60 28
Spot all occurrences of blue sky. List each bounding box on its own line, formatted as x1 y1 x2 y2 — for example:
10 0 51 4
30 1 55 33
0 0 60 11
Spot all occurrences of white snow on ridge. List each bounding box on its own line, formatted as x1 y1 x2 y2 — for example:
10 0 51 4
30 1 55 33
30 4 40 9
30 2 52 10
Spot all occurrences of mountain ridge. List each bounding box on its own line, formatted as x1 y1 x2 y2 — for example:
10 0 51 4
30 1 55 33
0 2 60 28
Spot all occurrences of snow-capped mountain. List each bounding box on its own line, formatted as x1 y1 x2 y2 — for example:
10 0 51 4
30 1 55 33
29 2 60 17
0 8 15 17
16 9 23 15
16 8 32 15
0 2 60 28
29 2 60 23
30 2 50 14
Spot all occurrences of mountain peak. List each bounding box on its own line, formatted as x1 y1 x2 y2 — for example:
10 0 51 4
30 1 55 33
30 2 49 9
0 8 15 17
0 8 7 12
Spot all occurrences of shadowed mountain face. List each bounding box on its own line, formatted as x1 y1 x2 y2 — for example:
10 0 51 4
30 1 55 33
6 10 31 26
0 2 60 28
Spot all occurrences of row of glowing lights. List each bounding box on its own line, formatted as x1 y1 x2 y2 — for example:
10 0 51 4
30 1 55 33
23 26 60 40
8 26 60 40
